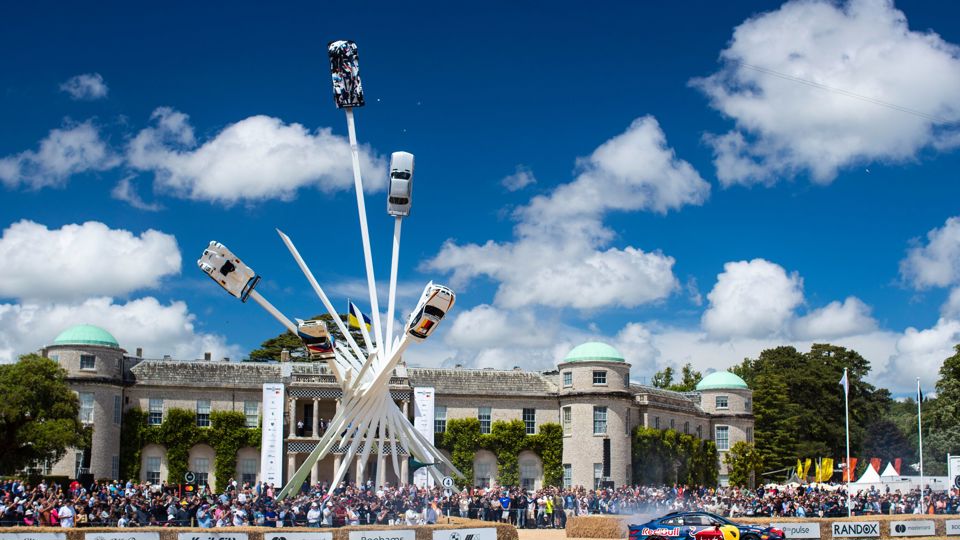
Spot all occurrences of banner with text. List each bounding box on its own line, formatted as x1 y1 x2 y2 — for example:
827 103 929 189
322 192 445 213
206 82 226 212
890 520 935 537
178 534 248 540
86 534 159 540
832 522 879 538
412 386 435 488
264 533 333 540
261 382 285 486
348 530 415 540
772 523 820 539
946 520 960 536
432 528 498 540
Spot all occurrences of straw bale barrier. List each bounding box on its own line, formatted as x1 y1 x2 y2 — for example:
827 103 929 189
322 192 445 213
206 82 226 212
566 513 960 539
0 518 516 540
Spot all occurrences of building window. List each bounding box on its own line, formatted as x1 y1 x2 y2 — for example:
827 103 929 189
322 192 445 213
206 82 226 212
592 370 607 385
745 398 752 412
746 427 753 442
697 425 702 438
240 458 257 484
146 456 161 485
113 395 122 424
520 462 538 490
478 406 491 434
196 400 211 427
626 409 631 435
111 455 120 480
49 354 59 363
523 408 536 434
435 405 447 433
715 425 730 451
148 398 163 425
684 421 690 434
670 418 675 430
562 407 572 436
475 462 491 488
593 463 603 488
716 395 729 410
80 354 95 370
193 457 210 486
563 464 572 488
79 392 94 424
593 406 607 435
563 371 572 387
654 416 660 429
244 401 258 428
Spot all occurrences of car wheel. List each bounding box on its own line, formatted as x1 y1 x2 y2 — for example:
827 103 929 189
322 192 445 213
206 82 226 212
742 534 760 540
648 536 667 540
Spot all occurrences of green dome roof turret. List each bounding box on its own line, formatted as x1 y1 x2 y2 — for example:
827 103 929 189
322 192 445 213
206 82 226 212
562 342 625 363
53 324 120 349
696 371 748 390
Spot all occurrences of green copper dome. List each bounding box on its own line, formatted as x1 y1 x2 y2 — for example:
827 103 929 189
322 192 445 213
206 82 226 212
562 342 625 363
696 371 748 391
53 324 120 349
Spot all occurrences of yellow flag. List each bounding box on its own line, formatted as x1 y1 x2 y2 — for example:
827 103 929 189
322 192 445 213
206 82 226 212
820 458 834 482
797 459 803 479
802 458 812 479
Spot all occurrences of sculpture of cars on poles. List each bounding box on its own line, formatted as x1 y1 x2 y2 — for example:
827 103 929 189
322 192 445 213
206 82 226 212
387 151 414 217
196 40 463 498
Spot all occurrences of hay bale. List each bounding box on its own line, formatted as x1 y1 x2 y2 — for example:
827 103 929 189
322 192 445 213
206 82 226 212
565 515 627 538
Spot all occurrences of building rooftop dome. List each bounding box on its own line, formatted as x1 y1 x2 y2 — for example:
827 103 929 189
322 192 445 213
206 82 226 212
53 324 120 349
562 341 625 363
696 370 748 391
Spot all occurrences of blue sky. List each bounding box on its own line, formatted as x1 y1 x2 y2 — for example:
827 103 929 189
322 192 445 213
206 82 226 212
3 0 960 394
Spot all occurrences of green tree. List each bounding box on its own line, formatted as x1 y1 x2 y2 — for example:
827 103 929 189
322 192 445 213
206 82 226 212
725 441 764 487
861 419 915 465
651 367 674 389
0 354 87 474
248 313 366 361
671 364 703 392
924 345 960 475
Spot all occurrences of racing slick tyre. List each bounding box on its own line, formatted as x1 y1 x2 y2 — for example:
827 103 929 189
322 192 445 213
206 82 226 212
742 533 761 540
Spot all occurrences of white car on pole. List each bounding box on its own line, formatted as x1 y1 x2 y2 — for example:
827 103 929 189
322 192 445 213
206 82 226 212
406 282 455 341
387 151 414 217
197 241 261 302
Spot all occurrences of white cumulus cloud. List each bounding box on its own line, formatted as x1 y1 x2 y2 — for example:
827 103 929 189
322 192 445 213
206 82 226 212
900 216 960 289
702 259 804 338
792 296 877 339
501 165 537 191
0 297 239 363
127 107 387 205
694 0 960 185
111 176 162 211
0 121 118 189
427 116 706 310
0 220 181 302
59 73 109 100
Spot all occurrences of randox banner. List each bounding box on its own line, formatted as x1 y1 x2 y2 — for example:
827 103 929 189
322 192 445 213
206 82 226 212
178 533 249 540
772 522 820 539
264 534 333 540
946 520 960 536
86 534 159 540
432 528 498 540
348 530 415 540
0 534 66 540
832 522 880 538
889 520 935 537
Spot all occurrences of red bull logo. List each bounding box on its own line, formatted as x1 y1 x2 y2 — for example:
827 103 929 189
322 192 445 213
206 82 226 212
641 527 682 537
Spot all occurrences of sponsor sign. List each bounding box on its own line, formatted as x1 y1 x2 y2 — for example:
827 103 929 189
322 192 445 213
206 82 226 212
412 386 435 488
178 534 248 540
638 528 682 537
86 535 159 540
431 529 497 540
832 522 879 538
772 522 821 539
349 531 415 540
890 521 935 537
949 455 960 490
261 382 285 486
0 534 66 540
264 534 333 540
946 520 960 536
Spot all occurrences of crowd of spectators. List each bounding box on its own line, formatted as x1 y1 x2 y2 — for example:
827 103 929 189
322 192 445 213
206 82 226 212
0 479 956 528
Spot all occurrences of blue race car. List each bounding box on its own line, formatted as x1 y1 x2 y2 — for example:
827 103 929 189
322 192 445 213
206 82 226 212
629 511 785 540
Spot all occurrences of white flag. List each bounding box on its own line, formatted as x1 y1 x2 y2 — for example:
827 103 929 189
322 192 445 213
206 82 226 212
839 370 848 396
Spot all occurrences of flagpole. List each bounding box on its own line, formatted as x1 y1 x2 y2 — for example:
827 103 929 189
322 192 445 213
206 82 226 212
844 367 851 517
917 377 925 514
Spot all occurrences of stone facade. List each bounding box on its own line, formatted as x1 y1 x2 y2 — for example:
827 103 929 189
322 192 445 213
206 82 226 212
39 328 752 488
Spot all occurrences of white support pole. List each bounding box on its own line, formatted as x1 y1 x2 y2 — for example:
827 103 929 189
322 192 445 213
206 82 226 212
844 367 851 517
276 229 366 361
248 290 297 335
385 216 402 356
344 108 384 352
918 377 925 513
